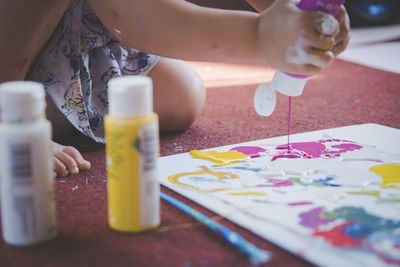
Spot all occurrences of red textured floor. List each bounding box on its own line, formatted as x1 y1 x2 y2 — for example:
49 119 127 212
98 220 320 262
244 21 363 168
1 59 399 266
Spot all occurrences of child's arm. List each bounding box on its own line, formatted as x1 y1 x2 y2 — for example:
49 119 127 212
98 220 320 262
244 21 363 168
88 0 259 63
87 0 344 75
0 0 72 83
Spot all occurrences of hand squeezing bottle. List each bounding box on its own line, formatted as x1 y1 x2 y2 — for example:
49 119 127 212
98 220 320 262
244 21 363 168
254 0 345 116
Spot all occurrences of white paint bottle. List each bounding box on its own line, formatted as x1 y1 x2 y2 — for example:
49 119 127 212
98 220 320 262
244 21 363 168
0 81 57 246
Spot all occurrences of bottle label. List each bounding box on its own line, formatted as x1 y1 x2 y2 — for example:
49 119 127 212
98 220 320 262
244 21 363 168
10 143 33 184
9 143 36 238
0 132 56 245
138 122 160 227
13 195 36 236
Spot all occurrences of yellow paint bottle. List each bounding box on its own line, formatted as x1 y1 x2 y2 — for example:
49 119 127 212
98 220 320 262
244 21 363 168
105 76 160 232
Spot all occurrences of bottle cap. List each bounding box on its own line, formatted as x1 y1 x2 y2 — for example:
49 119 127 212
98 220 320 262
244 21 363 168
253 83 277 117
0 81 46 123
108 76 153 117
270 71 308 96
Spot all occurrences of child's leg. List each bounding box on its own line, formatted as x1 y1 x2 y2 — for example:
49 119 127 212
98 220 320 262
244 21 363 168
148 58 206 132
0 0 90 177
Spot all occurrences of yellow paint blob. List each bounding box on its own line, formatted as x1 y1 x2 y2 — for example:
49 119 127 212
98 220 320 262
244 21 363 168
190 150 249 167
228 192 267 196
347 190 381 198
168 166 238 193
369 164 400 189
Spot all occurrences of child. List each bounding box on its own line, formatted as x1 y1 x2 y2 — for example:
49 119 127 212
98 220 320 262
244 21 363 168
0 0 350 177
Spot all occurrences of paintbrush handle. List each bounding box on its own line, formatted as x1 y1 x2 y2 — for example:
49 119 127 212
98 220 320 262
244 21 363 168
160 192 271 265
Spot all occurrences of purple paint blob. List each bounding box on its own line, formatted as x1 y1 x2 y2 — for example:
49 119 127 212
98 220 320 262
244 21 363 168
299 207 335 228
230 146 267 158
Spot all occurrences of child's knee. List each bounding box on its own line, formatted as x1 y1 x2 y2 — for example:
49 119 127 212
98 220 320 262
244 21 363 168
179 70 206 128
164 66 205 131
150 58 206 132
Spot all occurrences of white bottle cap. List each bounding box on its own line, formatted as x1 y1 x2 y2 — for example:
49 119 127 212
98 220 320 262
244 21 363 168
253 83 277 117
0 81 46 123
270 71 308 96
108 76 153 117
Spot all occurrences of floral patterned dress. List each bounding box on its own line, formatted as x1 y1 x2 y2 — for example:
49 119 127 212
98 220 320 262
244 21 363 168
27 0 159 143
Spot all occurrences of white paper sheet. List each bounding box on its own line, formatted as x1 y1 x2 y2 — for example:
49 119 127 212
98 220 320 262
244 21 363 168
159 123 400 267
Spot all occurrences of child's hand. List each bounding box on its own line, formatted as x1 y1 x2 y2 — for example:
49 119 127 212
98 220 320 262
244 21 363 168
256 0 344 75
52 141 91 177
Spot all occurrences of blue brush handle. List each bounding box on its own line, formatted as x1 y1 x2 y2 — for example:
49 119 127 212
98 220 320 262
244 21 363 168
160 192 271 265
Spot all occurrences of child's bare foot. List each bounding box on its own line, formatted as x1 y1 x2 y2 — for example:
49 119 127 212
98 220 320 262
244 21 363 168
51 141 91 177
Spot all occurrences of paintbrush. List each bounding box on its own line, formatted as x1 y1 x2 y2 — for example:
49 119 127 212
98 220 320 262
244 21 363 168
160 192 271 265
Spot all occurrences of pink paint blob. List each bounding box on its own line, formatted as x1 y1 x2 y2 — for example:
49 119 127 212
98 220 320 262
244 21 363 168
272 140 363 161
230 146 267 158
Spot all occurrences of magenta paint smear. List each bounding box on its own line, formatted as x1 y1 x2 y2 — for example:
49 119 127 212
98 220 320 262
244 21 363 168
299 207 334 228
288 201 314 206
230 146 267 158
272 139 363 161
256 178 294 188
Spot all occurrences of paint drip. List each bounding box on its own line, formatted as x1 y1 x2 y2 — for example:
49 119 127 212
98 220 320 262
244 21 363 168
287 96 292 152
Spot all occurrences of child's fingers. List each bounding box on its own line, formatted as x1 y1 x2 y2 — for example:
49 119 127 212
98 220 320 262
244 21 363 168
301 64 323 75
53 157 69 177
290 49 334 75
285 33 334 74
307 48 335 68
62 146 91 170
332 37 349 56
303 31 336 51
333 6 350 56
334 23 349 47
54 148 80 175
335 6 347 26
